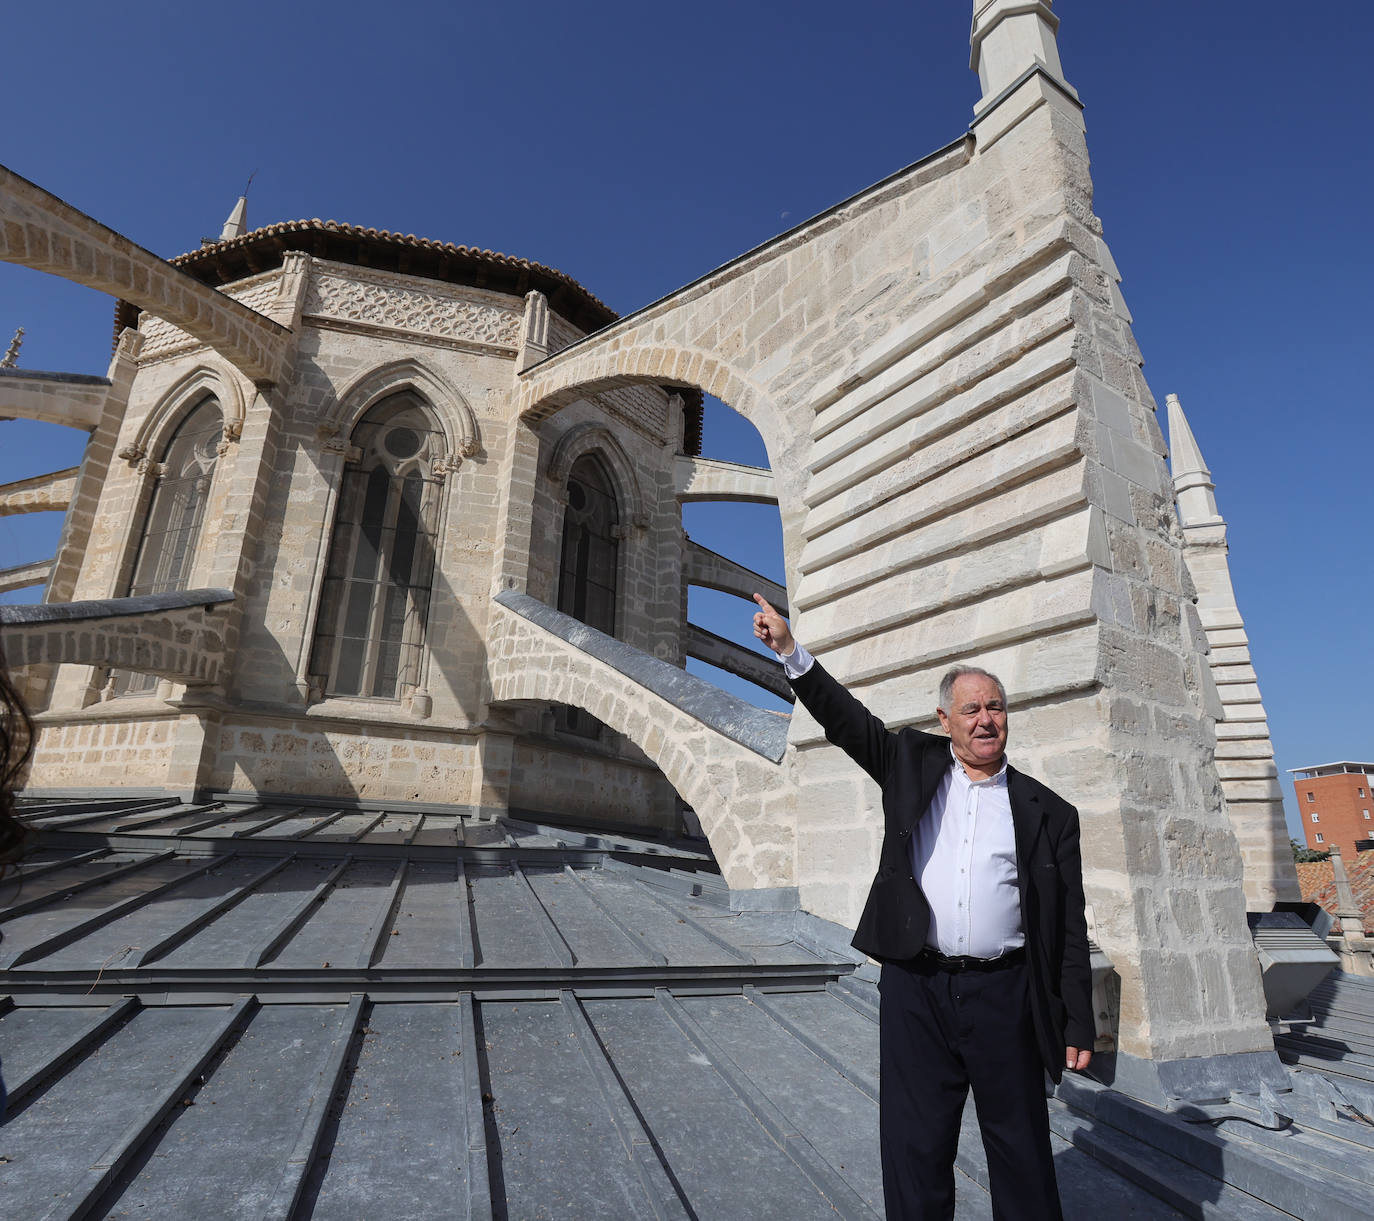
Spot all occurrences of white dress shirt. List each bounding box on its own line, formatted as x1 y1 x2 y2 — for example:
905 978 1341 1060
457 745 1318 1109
780 639 1023 958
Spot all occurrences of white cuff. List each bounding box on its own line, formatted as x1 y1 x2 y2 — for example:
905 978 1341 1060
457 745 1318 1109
780 641 815 680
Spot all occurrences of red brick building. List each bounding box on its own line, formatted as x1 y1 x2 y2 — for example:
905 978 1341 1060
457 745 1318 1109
1289 761 1374 859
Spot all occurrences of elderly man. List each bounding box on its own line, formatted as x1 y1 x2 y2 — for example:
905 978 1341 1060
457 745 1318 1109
751 595 1093 1221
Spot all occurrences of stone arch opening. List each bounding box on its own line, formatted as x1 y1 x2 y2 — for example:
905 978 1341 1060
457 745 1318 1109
329 358 479 462
519 343 785 465
681 395 791 712
486 596 792 891
518 346 794 713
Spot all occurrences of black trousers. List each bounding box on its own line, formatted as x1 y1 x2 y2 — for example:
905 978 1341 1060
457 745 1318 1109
878 955 1062 1221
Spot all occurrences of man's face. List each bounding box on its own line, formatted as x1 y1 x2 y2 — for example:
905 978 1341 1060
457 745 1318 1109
937 674 1008 775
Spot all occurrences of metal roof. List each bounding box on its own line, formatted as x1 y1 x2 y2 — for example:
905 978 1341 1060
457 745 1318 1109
3 794 1373 1218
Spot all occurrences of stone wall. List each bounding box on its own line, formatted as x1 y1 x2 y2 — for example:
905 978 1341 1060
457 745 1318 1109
208 714 479 806
25 713 177 789
22 253 688 832
512 50 1273 1062
509 737 678 833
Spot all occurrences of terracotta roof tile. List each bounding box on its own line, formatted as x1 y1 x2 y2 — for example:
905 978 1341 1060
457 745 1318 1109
1297 853 1374 935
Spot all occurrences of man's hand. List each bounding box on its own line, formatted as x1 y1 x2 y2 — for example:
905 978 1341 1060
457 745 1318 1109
1066 1047 1092 1072
753 594 795 657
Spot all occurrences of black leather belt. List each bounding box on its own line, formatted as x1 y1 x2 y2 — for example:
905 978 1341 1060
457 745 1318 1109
917 946 1025 972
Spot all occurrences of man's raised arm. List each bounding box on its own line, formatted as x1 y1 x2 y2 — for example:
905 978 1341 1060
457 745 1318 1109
751 593 897 784
752 594 813 678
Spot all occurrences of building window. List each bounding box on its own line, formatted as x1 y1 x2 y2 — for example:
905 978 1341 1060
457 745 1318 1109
1315 833 1325 843
113 396 222 696
556 454 619 737
308 391 443 700
1311 811 1320 823
1359 787 1366 797
1306 791 1315 802
1365 810 1371 820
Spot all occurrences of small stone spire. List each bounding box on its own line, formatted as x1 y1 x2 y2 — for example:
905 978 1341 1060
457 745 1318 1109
219 171 255 242
220 196 248 241
1166 393 1223 527
1 326 23 368
970 0 1075 110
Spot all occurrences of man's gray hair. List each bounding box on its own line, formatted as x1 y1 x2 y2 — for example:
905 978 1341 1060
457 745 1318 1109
937 665 1007 712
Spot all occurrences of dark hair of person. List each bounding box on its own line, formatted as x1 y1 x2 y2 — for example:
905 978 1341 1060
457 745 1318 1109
0 643 33 872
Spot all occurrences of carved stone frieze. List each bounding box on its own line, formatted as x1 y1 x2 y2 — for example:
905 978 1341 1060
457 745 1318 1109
303 270 522 349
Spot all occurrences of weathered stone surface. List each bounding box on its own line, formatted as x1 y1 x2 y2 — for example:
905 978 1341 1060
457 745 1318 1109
0 370 108 430
1167 392 1299 909
2 4 1282 1072
0 465 78 515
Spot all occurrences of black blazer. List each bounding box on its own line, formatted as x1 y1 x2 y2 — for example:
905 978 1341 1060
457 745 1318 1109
791 660 1095 1081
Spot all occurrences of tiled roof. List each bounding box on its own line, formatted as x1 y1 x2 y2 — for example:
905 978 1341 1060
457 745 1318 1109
113 218 620 345
176 219 616 322
1297 853 1374 935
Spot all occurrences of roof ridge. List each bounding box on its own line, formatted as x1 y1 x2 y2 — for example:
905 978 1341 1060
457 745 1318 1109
170 217 616 318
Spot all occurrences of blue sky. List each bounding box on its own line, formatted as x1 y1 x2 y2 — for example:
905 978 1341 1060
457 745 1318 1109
1 1 1370 839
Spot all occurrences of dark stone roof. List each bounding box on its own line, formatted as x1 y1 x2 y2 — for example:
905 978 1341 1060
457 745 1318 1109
0 588 233 626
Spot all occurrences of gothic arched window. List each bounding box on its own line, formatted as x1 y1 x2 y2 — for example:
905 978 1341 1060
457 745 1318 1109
558 455 619 635
128 396 223 598
556 455 619 735
308 391 444 700
112 395 222 696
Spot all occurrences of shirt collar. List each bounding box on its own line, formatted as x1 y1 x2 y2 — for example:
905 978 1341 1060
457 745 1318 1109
947 744 1008 786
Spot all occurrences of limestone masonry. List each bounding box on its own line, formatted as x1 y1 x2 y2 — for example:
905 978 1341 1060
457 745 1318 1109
0 1 1301 1081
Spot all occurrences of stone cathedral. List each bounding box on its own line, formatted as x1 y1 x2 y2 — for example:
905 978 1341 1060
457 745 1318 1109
0 0 1312 1101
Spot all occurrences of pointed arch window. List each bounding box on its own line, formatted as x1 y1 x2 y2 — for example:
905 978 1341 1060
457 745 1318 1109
112 396 222 696
556 454 619 735
308 391 444 700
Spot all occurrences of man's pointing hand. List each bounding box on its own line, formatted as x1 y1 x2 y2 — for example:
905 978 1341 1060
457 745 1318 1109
752 593 795 658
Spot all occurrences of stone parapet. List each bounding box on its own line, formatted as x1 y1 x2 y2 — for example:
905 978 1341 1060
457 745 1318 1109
1 588 233 685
